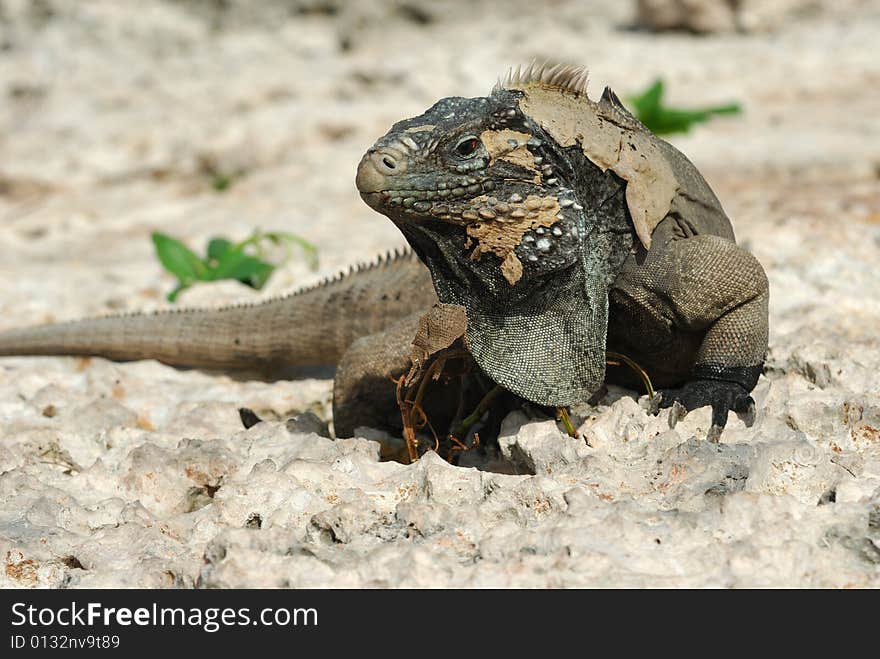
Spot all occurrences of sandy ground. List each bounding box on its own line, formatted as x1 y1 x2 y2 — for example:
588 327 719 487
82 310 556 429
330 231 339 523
1 0 879 587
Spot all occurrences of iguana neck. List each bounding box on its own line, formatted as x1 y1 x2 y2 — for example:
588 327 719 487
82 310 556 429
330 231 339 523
396 149 635 407
400 146 635 307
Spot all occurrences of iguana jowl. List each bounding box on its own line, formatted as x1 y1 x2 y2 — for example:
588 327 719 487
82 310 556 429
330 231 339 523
0 64 768 440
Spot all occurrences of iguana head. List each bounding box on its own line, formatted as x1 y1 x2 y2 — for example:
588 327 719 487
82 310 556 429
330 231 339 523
356 70 588 289
356 64 663 406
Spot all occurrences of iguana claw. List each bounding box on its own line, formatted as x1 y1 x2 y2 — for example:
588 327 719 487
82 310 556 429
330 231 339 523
645 392 663 416
655 379 755 441
667 400 687 428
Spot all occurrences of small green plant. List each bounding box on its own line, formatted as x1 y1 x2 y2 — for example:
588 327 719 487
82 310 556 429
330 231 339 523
152 230 318 302
210 173 236 192
627 79 741 135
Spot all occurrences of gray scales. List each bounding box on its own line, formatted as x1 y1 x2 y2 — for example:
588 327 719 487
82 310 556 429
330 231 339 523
0 64 768 441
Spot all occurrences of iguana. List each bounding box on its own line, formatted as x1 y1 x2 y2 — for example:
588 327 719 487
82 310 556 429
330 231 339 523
0 64 768 442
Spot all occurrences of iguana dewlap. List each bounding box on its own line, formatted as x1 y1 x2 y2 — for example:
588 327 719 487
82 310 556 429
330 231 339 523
0 64 768 440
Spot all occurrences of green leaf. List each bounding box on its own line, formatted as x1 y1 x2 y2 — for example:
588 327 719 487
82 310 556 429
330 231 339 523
243 261 275 290
702 102 742 116
211 174 233 192
210 250 275 289
206 238 232 262
263 231 320 270
154 228 319 302
166 282 189 303
630 79 664 127
627 78 741 135
151 232 207 283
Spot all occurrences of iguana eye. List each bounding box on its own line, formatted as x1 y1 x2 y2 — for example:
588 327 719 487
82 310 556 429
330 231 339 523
454 136 480 158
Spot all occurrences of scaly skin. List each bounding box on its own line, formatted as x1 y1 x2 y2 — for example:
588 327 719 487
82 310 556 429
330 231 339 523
0 250 435 371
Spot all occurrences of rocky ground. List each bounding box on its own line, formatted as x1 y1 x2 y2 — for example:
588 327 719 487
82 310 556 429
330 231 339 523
1 0 879 587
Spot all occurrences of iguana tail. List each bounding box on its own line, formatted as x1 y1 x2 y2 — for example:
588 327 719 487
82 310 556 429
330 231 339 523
0 250 435 370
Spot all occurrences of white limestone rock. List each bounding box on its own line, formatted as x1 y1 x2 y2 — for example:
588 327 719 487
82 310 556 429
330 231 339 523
2 0 880 589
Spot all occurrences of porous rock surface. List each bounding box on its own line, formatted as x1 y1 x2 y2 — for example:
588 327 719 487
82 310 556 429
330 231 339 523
635 0 830 34
1 0 879 587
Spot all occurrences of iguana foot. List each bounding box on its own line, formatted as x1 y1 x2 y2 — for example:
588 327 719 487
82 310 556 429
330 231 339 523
656 379 755 442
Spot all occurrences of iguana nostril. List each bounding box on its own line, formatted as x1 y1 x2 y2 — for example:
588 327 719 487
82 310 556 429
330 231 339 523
356 149 408 195
372 150 401 175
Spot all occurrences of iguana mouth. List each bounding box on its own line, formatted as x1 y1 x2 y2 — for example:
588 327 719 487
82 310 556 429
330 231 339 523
355 150 394 196
356 150 496 215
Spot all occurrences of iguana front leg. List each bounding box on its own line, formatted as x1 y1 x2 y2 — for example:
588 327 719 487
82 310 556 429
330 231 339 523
617 234 769 440
658 235 768 438
333 313 423 438
332 307 476 441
